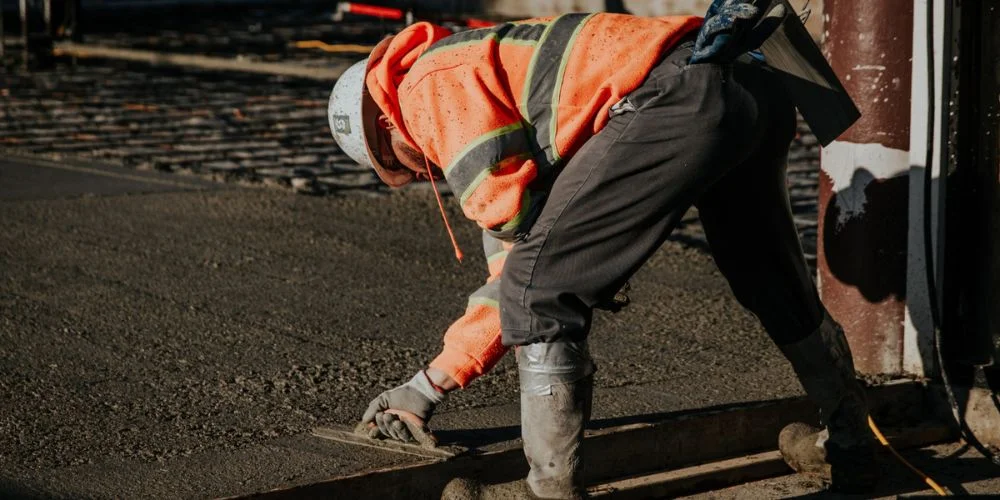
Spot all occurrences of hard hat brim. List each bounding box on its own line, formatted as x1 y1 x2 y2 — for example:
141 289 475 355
361 37 417 188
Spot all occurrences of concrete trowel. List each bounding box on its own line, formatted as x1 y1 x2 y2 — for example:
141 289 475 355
312 422 469 460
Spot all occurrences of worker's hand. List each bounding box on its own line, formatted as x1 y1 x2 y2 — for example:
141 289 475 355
360 371 448 444
690 0 787 64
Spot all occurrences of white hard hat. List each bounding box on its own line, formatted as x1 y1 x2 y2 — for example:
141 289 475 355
327 37 414 187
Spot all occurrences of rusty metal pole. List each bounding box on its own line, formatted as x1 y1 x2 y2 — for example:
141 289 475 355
818 0 915 375
989 4 1000 362
17 0 54 69
42 0 49 37
70 0 82 42
20 0 28 69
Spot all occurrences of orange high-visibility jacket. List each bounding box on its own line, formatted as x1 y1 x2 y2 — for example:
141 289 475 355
366 13 702 387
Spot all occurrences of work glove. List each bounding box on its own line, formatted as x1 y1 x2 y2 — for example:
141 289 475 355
689 0 787 64
360 371 448 445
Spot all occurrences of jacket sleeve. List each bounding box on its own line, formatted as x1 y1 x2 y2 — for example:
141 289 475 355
399 64 543 240
428 232 512 387
402 64 538 386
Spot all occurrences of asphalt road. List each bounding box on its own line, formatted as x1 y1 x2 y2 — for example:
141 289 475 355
0 156 805 498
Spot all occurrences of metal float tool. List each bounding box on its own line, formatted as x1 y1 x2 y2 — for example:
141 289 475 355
312 424 468 460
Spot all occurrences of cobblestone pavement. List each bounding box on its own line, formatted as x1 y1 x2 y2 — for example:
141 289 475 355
0 63 384 195
0 10 822 263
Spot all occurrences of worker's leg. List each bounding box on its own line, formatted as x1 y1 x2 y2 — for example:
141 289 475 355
500 53 757 347
693 63 823 346
498 42 758 498
693 63 877 493
517 342 593 499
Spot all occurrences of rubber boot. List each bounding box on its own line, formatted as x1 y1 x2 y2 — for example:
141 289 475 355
519 341 594 499
442 342 594 500
440 477 538 500
777 312 879 493
521 372 593 499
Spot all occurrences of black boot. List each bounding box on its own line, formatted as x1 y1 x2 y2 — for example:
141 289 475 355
777 313 879 493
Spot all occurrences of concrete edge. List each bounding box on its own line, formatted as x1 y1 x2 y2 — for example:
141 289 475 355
233 380 942 500
962 387 1000 447
53 42 352 81
2 152 229 191
589 423 955 499
589 450 789 499
927 384 1000 447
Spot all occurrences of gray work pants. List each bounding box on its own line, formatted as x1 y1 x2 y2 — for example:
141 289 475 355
500 42 823 349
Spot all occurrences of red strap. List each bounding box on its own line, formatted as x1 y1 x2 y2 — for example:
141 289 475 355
465 18 498 28
344 3 405 20
426 158 464 262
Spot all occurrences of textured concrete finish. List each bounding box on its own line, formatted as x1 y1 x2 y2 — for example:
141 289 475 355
681 441 1000 498
0 157 805 498
0 156 223 201
4 161 992 500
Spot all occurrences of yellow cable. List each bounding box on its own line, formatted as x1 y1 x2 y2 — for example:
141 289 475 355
868 416 949 496
293 40 374 54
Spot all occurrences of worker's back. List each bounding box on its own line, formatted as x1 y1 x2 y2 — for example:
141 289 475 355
366 13 701 237
406 13 700 168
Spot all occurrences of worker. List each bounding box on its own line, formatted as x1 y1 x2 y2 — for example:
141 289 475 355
327 1 877 497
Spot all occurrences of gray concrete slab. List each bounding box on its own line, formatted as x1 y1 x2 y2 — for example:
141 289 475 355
0 157 808 498
682 442 1000 498
0 156 224 201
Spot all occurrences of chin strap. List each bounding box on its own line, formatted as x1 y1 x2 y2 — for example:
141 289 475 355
425 157 463 262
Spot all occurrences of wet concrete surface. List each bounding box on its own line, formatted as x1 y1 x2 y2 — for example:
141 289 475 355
0 156 225 201
0 157 805 498
682 442 1000 498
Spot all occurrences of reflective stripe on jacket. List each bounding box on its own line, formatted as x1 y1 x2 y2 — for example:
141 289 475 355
428 231 512 387
399 13 700 240
367 13 702 387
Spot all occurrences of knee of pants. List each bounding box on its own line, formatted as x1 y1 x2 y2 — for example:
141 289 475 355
517 341 596 395
499 268 594 347
498 242 532 339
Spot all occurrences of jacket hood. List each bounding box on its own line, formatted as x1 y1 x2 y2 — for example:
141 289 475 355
365 22 453 151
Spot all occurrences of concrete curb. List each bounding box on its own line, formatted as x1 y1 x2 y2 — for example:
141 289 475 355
4 153 227 191
235 380 951 499
53 42 352 81
590 424 954 499
928 385 1000 448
